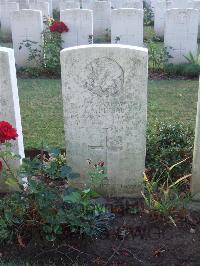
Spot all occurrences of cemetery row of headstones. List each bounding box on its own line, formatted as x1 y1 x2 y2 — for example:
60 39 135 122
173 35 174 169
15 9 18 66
0 44 200 199
1 6 200 66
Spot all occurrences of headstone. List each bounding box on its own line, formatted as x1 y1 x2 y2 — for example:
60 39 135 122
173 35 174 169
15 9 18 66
93 1 111 37
0 47 24 174
45 0 53 16
111 0 143 9
189 0 200 39
166 0 192 9
111 8 143 46
11 9 43 67
164 8 199 64
82 0 93 9
154 0 166 37
59 0 80 10
30 1 50 18
19 0 29 9
192 78 200 200
52 0 59 9
0 2 19 40
60 44 148 197
61 9 93 47
123 0 143 8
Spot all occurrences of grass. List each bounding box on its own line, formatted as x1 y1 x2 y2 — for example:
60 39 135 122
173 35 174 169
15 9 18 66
17 78 199 149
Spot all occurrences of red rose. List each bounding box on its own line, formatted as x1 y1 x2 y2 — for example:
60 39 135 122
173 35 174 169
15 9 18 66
0 121 18 143
0 161 3 172
49 21 69 33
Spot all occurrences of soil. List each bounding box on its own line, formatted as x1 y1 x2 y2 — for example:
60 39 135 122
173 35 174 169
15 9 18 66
148 71 198 81
1 198 200 265
1 150 200 265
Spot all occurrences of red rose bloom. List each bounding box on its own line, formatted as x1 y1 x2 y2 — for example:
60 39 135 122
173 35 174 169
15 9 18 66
49 21 69 33
0 121 18 143
0 161 3 172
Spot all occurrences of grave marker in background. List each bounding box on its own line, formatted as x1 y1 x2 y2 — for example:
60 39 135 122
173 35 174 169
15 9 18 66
164 8 198 64
11 9 43 67
61 9 93 47
111 8 143 46
93 1 111 38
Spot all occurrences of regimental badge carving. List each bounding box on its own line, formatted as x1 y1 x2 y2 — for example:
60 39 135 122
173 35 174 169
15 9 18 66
82 57 124 97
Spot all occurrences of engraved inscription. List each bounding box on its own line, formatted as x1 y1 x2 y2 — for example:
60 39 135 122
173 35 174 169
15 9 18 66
82 57 124 97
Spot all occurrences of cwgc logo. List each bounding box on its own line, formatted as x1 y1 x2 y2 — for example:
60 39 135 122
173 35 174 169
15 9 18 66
82 57 124 97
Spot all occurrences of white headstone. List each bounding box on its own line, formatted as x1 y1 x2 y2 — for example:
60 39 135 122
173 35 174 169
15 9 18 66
61 9 93 47
19 0 29 9
167 0 192 9
164 8 199 64
123 0 143 8
154 0 166 37
59 0 80 10
111 8 143 46
29 1 50 18
93 1 111 37
60 44 148 197
192 78 200 200
111 0 143 9
190 0 200 39
11 9 43 67
0 47 24 168
82 0 93 9
0 2 19 39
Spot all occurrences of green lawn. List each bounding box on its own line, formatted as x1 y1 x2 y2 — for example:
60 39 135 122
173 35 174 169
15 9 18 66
17 78 199 149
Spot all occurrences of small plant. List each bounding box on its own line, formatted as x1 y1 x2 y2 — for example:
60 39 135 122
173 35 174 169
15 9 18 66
142 163 191 226
164 63 200 78
0 126 114 244
87 159 107 188
184 50 200 65
88 34 93 44
146 123 193 180
18 18 69 77
115 36 120 44
145 40 172 71
144 2 154 26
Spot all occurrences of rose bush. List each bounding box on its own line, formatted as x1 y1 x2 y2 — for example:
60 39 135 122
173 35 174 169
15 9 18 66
18 18 69 77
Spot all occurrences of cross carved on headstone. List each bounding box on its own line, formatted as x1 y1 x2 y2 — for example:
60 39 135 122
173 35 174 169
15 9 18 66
87 127 108 165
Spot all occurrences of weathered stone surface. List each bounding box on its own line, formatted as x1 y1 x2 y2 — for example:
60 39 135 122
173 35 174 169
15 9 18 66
154 0 166 37
111 0 143 9
192 79 200 200
0 2 19 39
190 0 200 38
82 0 94 9
164 8 199 64
166 0 193 9
60 44 148 197
61 9 93 47
93 1 111 37
59 0 80 10
0 48 24 192
29 1 50 18
111 8 143 46
19 0 29 9
11 9 43 67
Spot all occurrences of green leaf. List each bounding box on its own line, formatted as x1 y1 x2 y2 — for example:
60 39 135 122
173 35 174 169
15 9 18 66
68 172 80 179
60 165 72 178
63 191 81 203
